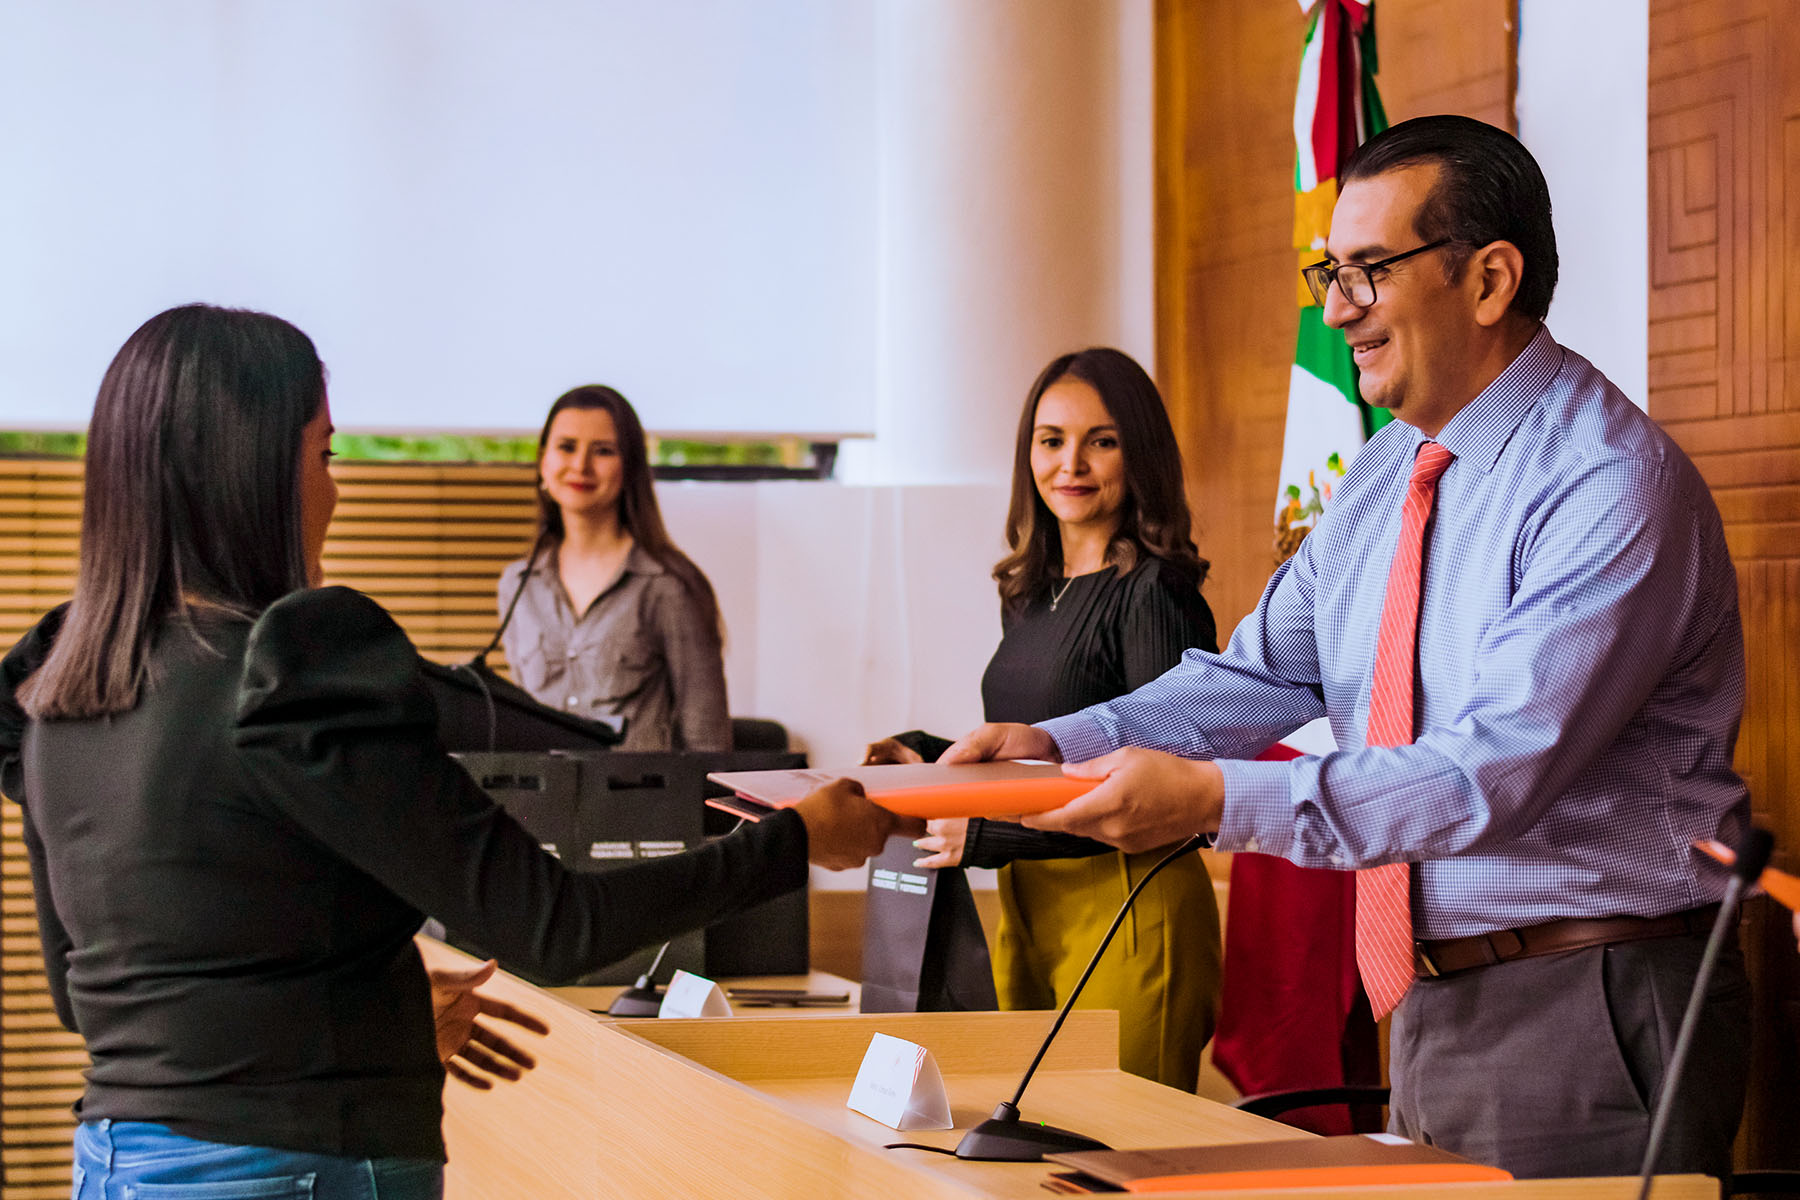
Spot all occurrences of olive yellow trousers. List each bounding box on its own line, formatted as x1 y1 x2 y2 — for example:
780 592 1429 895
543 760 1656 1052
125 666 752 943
993 848 1221 1091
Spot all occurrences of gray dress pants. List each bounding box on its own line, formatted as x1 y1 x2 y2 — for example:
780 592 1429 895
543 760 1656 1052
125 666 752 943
1388 932 1750 1179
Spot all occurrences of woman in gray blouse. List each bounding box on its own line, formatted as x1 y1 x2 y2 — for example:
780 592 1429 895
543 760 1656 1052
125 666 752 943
497 385 731 751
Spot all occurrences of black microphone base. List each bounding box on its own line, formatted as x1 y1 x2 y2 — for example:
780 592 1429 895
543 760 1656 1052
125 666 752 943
605 984 664 1017
954 1103 1110 1162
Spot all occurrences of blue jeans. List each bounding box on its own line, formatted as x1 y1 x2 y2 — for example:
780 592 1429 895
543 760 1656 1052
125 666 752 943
72 1120 443 1200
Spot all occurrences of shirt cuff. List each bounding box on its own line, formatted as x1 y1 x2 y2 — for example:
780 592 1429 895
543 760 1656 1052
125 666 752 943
1035 712 1119 764
1214 757 1296 858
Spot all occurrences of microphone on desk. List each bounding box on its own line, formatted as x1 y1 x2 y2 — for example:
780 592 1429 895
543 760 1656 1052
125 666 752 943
1633 823 1774 1200
607 940 675 1017
950 833 1210 1163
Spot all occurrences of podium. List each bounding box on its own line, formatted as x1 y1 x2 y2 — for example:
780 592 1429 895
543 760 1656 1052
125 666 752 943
436 950 1719 1199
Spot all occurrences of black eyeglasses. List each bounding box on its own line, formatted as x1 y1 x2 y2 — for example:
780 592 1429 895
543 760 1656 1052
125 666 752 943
1301 239 1452 308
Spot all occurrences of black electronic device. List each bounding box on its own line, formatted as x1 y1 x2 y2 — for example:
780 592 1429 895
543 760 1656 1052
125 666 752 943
698 750 810 977
457 753 579 861
565 752 709 986
445 749 696 988
448 749 814 987
935 835 1209 1163
1633 824 1775 1200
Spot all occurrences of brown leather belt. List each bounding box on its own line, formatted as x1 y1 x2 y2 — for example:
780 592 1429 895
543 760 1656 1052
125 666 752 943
1414 904 1721 978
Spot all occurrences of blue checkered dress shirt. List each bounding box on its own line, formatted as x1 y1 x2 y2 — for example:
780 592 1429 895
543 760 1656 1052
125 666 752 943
1039 327 1750 937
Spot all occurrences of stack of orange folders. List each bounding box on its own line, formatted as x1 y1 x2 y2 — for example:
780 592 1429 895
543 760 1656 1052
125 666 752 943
704 761 1095 822
1043 1135 1510 1193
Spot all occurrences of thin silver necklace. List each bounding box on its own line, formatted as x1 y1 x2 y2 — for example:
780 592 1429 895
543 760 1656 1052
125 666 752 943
1050 575 1076 611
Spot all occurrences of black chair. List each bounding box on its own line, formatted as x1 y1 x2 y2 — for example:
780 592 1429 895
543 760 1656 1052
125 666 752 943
1231 1085 1392 1135
731 716 789 751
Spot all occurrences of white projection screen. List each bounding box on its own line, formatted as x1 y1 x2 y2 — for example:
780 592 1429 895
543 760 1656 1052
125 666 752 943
0 1 877 436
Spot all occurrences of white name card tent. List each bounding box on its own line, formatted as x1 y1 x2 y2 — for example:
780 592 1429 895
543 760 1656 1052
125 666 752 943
846 1032 952 1131
658 970 734 1019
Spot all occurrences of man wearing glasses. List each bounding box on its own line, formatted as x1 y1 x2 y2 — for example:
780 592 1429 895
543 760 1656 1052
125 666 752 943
944 115 1750 1179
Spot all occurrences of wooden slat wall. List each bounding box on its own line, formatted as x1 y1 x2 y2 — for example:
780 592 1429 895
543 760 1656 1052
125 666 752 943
1648 0 1800 1166
1 461 85 1196
0 459 540 665
0 458 539 1197
320 462 538 665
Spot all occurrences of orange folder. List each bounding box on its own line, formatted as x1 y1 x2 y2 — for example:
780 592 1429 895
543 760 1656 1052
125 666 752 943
1048 1135 1510 1193
705 761 1095 820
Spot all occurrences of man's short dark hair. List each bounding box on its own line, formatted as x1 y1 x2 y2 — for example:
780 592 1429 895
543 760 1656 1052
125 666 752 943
1342 114 1558 322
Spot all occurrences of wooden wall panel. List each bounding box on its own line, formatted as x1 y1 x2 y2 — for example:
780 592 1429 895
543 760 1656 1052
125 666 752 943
1649 0 1800 1167
1377 0 1517 130
1155 0 1516 635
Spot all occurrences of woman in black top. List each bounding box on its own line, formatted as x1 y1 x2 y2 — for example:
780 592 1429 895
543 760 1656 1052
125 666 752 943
869 347 1222 1090
0 305 902 1199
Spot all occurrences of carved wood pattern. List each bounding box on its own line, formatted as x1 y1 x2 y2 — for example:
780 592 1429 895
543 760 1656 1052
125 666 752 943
1649 0 1799 1168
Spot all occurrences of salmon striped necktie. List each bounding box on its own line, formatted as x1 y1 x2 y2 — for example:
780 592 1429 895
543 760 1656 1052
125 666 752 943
1356 439 1455 1020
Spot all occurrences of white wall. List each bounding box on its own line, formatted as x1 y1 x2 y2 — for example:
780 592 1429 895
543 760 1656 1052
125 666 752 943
837 0 1156 487
658 481 1008 767
660 480 1010 889
0 1 878 437
1516 0 1650 407
657 2 1157 890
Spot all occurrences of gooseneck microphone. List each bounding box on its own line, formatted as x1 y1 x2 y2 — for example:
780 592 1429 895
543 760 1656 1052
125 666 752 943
950 833 1209 1162
1633 824 1774 1200
608 817 749 1018
606 939 674 1017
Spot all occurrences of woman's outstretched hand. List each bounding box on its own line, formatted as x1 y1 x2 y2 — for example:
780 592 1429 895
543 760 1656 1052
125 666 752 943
793 778 924 870
911 818 969 869
427 958 551 1090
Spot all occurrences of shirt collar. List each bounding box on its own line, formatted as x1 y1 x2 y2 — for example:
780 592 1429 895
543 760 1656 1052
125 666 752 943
1430 324 1563 473
532 539 664 578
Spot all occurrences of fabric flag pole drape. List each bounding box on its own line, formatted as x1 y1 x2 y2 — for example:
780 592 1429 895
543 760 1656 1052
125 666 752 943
1273 0 1389 562
1212 0 1384 1137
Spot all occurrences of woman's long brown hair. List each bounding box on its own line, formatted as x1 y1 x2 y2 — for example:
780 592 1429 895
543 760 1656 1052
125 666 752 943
992 347 1207 612
21 305 324 720
532 385 721 638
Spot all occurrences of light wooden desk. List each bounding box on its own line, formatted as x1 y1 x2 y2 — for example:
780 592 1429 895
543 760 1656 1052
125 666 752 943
439 956 1716 1200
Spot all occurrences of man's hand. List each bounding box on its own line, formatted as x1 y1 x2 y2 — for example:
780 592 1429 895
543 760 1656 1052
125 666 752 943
427 959 551 1090
939 722 1060 765
911 818 968 869
1022 748 1224 854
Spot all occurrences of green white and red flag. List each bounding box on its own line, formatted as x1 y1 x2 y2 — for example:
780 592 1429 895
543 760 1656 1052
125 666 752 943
1274 0 1389 559
1212 0 1390 1138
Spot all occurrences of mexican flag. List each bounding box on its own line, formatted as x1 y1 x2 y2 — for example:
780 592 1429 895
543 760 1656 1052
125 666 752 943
1213 0 1390 1136
1274 0 1389 558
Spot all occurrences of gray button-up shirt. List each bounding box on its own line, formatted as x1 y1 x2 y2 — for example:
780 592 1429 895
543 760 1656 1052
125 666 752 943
496 543 731 751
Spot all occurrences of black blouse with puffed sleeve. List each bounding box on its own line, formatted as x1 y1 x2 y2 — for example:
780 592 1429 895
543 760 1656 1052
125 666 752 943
0 587 807 1161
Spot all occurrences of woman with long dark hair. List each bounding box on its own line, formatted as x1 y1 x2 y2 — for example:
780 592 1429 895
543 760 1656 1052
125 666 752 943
497 385 729 751
867 347 1222 1090
0 305 900 1199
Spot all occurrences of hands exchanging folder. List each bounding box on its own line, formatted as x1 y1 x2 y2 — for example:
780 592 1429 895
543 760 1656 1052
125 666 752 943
793 777 926 870
936 722 1225 855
